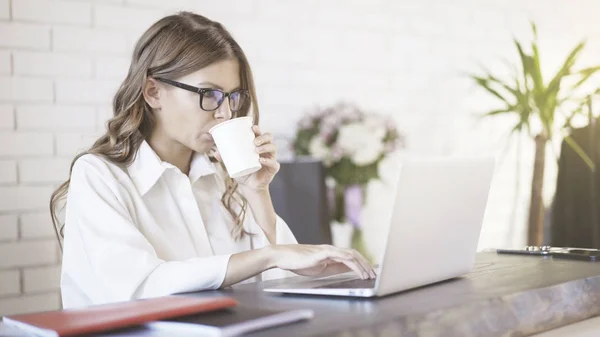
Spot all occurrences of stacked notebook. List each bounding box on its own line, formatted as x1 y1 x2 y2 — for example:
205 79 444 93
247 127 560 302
2 295 313 337
149 307 314 337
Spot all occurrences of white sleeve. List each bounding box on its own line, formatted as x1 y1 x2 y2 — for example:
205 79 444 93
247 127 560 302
248 212 298 248
273 215 299 245
62 156 232 305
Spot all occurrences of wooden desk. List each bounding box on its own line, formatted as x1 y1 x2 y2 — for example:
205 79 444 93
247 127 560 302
2 252 600 336
208 252 600 336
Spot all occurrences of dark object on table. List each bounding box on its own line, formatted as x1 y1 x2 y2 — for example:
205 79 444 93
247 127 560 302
269 157 332 245
150 306 314 336
497 246 600 261
551 118 600 248
1 296 238 337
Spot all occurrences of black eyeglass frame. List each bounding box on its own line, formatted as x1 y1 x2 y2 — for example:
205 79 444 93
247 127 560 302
154 77 250 113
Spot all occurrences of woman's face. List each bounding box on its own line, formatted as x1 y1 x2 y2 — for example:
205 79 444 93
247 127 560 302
148 58 241 153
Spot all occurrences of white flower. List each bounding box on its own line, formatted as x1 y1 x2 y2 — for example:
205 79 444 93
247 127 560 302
322 113 341 128
331 145 344 161
308 136 330 160
337 122 384 166
337 123 368 154
363 115 386 140
352 137 384 165
337 103 359 120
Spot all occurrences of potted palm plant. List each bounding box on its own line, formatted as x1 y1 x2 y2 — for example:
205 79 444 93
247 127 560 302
471 23 600 246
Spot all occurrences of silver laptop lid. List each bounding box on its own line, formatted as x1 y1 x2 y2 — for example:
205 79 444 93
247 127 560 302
375 156 495 296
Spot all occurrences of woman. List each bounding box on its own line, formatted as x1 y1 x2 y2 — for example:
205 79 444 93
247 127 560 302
50 11 375 309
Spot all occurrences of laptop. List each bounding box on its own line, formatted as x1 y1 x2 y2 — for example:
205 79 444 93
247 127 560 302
263 156 495 297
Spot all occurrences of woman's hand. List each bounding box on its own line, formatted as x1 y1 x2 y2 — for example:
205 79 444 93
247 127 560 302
269 244 376 280
212 125 279 192
221 244 376 288
238 125 279 192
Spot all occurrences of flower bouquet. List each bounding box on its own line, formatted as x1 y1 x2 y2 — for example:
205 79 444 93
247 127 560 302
293 102 405 261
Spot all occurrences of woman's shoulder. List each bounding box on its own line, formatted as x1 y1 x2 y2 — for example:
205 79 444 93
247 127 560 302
71 153 129 183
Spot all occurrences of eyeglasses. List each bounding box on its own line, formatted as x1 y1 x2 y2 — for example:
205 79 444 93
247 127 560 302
154 78 250 113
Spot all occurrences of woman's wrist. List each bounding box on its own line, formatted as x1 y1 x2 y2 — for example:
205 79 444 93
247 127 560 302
240 186 277 243
262 245 279 269
239 184 270 198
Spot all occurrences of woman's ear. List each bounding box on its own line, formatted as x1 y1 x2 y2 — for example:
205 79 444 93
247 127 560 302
143 78 161 109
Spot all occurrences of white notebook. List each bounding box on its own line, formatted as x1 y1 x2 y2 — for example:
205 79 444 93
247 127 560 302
145 306 314 337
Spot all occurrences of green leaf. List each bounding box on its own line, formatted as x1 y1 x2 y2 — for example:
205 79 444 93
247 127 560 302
485 74 520 97
564 135 596 171
569 65 600 92
293 129 318 156
562 101 586 129
543 42 586 137
471 75 511 105
510 121 526 135
530 38 545 94
481 108 514 117
577 65 600 76
546 41 585 95
328 157 381 186
514 40 531 91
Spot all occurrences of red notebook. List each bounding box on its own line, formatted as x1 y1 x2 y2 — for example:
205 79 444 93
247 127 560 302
2 295 238 337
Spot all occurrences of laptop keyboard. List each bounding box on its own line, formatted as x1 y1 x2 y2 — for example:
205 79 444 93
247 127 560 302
316 278 377 289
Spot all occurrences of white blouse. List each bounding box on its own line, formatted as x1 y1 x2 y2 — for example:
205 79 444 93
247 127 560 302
60 140 298 309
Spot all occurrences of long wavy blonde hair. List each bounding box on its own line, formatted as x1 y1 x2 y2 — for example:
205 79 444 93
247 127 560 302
50 12 259 248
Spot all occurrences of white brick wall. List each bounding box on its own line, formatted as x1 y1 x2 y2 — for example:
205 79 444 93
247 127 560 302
23 266 61 293
20 212 56 239
0 77 53 102
0 241 57 268
16 105 96 131
0 133 53 156
0 215 18 241
0 0 599 316
55 79 119 104
0 186 55 212
12 0 92 26
0 51 10 75
19 159 70 183
125 0 192 10
0 0 9 20
0 271 20 297
13 51 93 78
0 293 60 316
0 160 16 184
94 56 129 80
53 27 128 54
94 4 162 30
55 133 101 157
0 23 50 50
0 105 14 129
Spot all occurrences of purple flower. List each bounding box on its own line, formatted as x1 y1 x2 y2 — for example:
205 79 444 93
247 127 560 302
344 185 363 228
